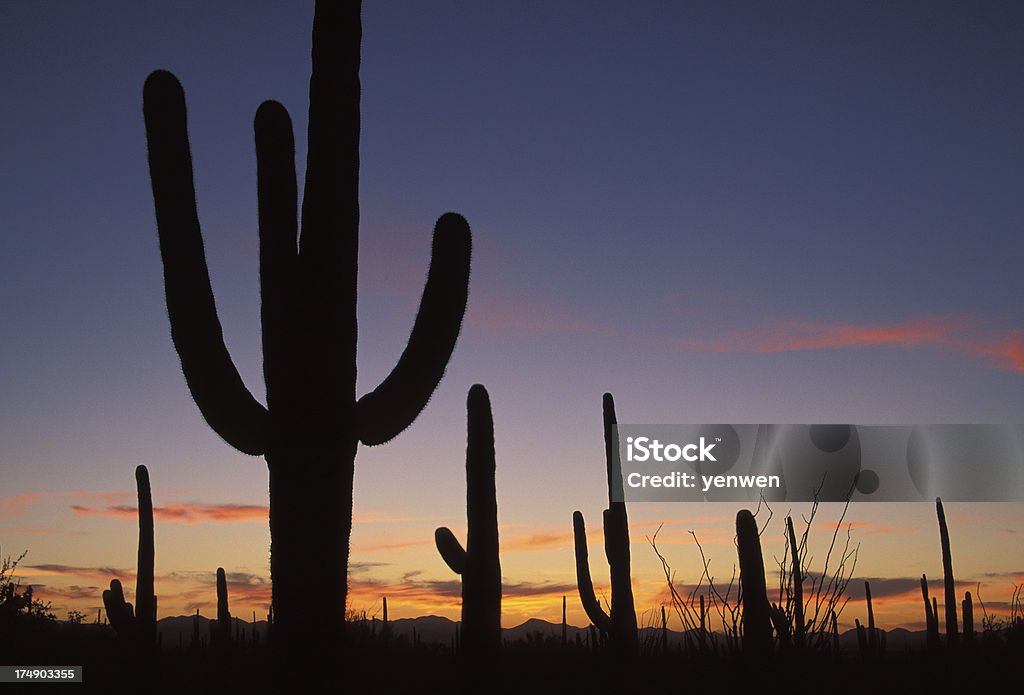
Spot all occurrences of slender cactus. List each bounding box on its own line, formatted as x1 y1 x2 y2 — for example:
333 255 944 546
562 596 567 646
962 592 974 643
143 1 471 647
572 393 638 660
661 605 668 653
786 516 805 648
102 465 156 647
921 574 939 651
866 580 877 655
935 497 959 646
210 567 232 646
736 509 771 655
435 385 501 667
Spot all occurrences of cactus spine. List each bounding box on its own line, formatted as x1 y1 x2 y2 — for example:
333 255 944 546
142 1 471 647
572 393 638 660
935 497 959 646
435 385 502 667
102 464 156 646
736 509 771 655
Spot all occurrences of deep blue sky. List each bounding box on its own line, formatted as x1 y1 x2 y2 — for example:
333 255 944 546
2 2 1023 616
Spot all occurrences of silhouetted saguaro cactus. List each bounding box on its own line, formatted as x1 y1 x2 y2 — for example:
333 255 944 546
572 393 638 660
435 385 501 668
786 516 805 648
736 509 771 656
142 1 471 648
935 497 959 646
921 574 939 651
210 567 232 647
962 592 974 643
562 596 567 646
102 465 156 647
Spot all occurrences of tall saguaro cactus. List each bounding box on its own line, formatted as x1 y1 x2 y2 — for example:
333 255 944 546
736 509 771 655
142 2 471 646
572 393 638 659
103 465 157 646
435 385 502 667
936 497 959 646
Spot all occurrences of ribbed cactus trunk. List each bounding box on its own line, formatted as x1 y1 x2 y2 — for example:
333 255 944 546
142 1 470 651
936 498 959 646
786 516 804 648
572 393 638 661
435 385 502 669
736 509 771 656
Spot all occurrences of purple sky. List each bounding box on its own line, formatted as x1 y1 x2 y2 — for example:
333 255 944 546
1 1 1023 623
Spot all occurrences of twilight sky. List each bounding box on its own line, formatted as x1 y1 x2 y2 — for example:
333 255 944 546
1 1 1023 630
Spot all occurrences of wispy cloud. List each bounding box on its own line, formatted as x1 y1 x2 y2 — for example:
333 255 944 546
680 315 1024 372
70 503 267 524
468 295 615 337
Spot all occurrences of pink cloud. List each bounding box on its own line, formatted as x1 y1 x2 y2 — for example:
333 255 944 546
680 316 1024 372
71 503 267 524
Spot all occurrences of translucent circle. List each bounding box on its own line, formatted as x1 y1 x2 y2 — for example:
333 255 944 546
856 469 880 495
809 425 851 453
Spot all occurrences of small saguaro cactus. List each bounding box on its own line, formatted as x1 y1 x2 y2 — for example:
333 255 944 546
786 516 805 648
735 509 771 656
572 393 638 660
936 497 959 646
435 385 502 667
962 592 975 643
142 1 471 648
921 574 939 651
102 465 157 646
210 567 233 647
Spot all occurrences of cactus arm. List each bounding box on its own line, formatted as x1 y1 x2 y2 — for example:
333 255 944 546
254 101 299 417
357 214 472 446
435 527 467 574
142 70 268 456
572 511 613 632
135 465 155 638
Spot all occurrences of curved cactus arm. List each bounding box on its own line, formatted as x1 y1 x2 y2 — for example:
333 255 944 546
357 213 472 446
254 101 299 412
143 70 268 456
435 527 467 575
572 511 613 632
